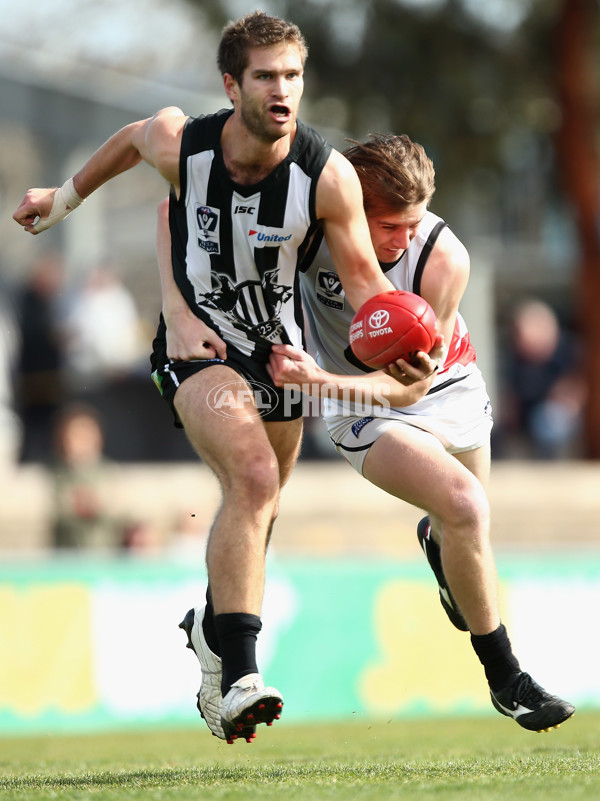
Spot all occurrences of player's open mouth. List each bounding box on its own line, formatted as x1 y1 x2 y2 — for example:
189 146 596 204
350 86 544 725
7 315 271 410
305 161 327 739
270 104 291 120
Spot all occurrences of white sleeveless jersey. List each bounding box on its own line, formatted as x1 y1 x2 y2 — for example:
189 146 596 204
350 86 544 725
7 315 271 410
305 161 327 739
300 210 479 420
169 108 331 363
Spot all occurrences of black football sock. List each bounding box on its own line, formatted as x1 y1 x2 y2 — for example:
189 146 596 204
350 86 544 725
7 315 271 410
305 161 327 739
470 623 521 691
214 612 262 695
201 586 221 656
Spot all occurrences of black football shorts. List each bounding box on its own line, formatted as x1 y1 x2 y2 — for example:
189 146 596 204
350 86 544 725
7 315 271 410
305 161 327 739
150 316 303 427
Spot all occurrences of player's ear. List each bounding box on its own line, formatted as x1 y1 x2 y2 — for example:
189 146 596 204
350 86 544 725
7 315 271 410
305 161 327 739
223 73 239 105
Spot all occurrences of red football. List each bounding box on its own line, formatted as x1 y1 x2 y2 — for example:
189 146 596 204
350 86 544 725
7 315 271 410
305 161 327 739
349 290 438 369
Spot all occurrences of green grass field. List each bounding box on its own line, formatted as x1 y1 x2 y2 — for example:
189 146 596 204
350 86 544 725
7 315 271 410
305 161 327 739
1 710 599 801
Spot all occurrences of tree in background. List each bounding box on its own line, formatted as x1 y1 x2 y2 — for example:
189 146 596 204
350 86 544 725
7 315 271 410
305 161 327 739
554 0 600 457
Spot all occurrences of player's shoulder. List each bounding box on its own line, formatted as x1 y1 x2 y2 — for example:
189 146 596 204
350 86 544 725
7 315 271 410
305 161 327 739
424 212 468 259
184 108 232 137
316 147 361 201
435 226 469 264
138 108 188 184
427 217 470 280
290 119 333 179
325 146 358 175
149 106 188 132
296 118 329 148
179 109 233 160
185 108 231 126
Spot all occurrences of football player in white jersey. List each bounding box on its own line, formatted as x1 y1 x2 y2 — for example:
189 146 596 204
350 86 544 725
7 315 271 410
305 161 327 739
13 14 441 745
268 134 574 733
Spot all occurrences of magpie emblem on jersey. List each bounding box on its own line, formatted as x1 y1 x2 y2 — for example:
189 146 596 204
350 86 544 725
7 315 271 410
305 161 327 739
315 267 345 310
196 204 220 254
197 269 293 342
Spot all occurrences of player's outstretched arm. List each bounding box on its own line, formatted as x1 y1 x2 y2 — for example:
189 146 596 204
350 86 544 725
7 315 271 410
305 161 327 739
317 151 394 311
156 198 227 362
268 343 431 407
12 107 186 235
12 182 86 235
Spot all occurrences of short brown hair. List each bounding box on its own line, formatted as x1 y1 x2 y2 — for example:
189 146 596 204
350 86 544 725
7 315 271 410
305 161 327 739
344 134 436 215
217 10 308 83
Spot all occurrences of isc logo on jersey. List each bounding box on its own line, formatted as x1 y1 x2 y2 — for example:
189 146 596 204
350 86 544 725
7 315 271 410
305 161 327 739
248 227 293 248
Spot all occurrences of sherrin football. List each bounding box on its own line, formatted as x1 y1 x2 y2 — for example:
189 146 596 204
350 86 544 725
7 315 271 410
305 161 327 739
349 290 438 370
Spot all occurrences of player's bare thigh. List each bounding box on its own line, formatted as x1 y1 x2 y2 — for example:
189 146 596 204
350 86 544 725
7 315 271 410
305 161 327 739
362 423 488 525
362 423 456 510
173 364 302 486
264 417 303 488
453 442 491 490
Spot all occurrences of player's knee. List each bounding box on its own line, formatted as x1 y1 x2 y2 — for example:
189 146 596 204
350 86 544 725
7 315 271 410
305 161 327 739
446 476 490 535
228 450 280 509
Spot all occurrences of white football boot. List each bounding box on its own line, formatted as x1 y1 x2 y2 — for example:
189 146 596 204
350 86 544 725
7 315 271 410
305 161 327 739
179 606 228 740
220 673 283 744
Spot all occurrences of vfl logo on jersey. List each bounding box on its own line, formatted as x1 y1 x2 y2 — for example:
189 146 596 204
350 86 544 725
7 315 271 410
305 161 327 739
248 227 293 247
196 204 220 254
315 267 345 311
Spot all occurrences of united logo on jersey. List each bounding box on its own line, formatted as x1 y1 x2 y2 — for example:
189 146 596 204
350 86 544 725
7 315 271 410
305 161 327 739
248 227 293 247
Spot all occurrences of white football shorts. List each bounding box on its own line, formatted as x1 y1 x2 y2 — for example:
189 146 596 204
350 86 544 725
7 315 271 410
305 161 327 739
324 364 493 475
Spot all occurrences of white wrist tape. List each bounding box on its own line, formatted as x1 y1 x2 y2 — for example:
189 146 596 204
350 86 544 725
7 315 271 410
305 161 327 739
32 177 85 233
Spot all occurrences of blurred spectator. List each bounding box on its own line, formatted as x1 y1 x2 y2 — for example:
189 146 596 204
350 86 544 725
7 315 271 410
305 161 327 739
64 261 145 390
0 283 22 467
121 518 162 553
50 403 122 550
15 252 67 463
166 509 209 560
495 298 585 459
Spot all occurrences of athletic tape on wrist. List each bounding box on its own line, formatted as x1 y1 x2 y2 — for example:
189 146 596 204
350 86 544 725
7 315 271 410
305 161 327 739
32 177 85 233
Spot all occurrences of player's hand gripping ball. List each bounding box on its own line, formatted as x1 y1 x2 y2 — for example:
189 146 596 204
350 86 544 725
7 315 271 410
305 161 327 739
349 290 438 369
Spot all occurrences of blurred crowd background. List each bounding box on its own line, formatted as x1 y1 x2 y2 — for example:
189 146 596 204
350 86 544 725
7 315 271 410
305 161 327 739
0 0 598 554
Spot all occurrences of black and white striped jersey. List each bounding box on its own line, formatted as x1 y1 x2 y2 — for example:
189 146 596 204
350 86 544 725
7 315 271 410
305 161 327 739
168 108 332 362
